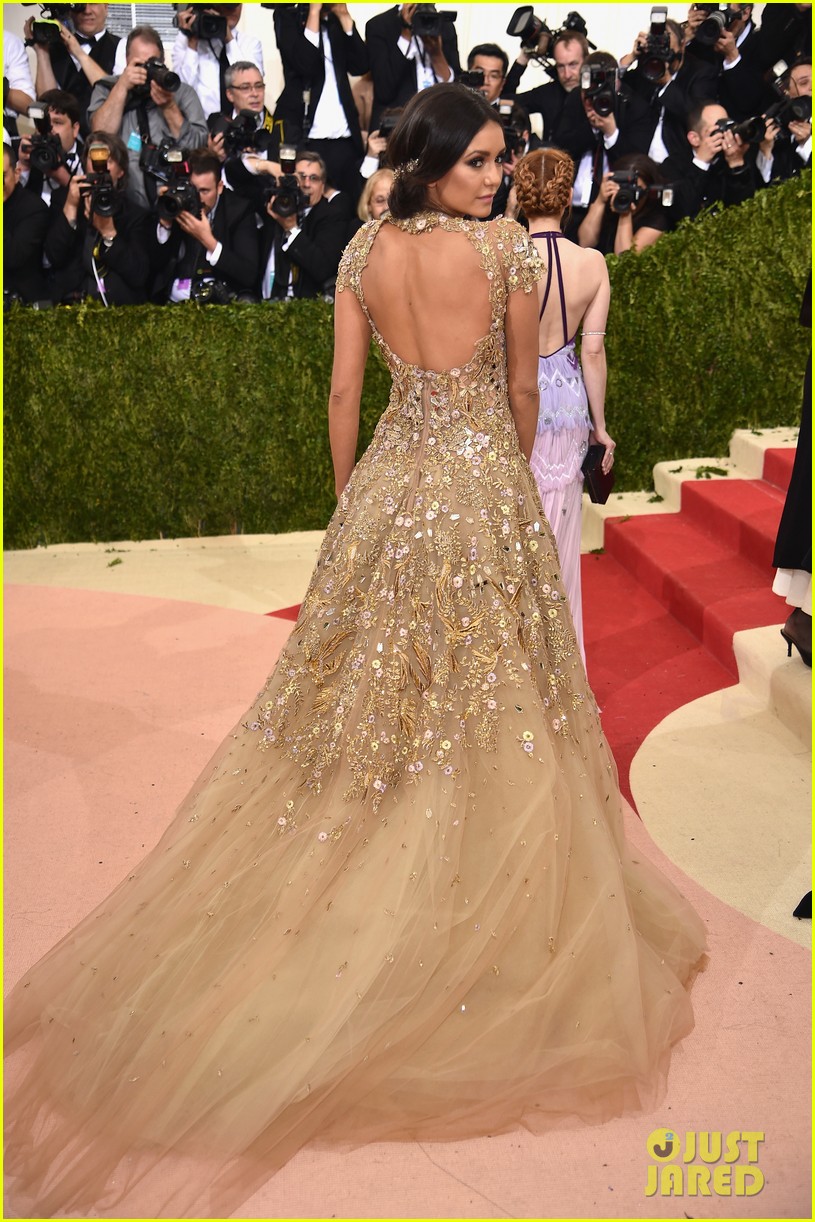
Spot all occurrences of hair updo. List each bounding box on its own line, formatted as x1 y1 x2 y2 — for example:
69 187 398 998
386 83 502 220
513 147 574 220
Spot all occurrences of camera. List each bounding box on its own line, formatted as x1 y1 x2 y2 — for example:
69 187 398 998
561 11 591 41
458 68 486 91
637 6 674 83
263 173 308 219
208 109 259 156
507 8 594 72
712 115 764 143
157 174 201 222
141 137 186 186
765 93 812 130
80 144 123 216
496 100 527 157
23 3 86 47
173 4 232 43
377 110 401 142
580 63 616 117
692 3 741 48
506 7 554 55
190 277 235 304
137 57 181 94
25 103 67 174
411 4 457 39
609 170 673 213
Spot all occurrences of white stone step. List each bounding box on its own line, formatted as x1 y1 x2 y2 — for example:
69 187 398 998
732 623 813 747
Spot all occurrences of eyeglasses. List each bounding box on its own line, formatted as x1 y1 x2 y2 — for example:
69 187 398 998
230 81 265 92
296 172 323 183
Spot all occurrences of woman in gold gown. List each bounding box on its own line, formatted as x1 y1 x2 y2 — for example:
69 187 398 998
5 84 707 1219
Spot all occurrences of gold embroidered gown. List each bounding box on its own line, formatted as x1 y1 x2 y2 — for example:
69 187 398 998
4 215 707 1219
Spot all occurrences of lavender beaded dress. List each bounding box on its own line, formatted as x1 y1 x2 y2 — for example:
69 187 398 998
528 231 592 663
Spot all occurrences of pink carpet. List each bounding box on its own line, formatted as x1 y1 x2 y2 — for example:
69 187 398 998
4 585 811 1219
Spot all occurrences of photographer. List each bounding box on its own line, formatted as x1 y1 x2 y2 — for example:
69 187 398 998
149 147 258 303
259 149 348 299
3 142 51 304
663 99 757 222
562 51 653 239
686 4 778 121
619 16 718 167
365 4 460 131
88 26 208 210
17 88 83 210
23 3 123 137
465 43 509 105
172 4 263 121
756 58 812 182
43 130 151 304
272 4 368 199
503 28 593 164
577 154 671 254
209 61 277 166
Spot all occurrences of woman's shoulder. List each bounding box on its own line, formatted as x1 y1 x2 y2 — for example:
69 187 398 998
489 215 529 243
336 218 384 297
486 218 544 293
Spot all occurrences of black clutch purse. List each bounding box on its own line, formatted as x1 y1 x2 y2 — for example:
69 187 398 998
581 443 615 505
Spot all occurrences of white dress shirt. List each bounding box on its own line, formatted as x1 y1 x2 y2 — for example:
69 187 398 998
303 26 352 139
397 33 454 90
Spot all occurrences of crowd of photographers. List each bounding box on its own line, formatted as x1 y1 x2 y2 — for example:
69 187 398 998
3 1 811 306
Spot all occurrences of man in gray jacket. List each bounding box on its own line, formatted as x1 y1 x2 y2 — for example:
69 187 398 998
88 25 208 210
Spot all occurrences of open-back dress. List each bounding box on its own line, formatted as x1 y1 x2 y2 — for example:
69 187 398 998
4 214 707 1220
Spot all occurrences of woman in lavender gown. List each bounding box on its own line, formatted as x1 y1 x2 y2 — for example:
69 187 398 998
515 148 615 663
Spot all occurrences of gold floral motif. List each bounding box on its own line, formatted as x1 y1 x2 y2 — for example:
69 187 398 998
244 213 583 808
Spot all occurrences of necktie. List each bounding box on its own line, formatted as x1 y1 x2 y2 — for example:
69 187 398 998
219 43 230 114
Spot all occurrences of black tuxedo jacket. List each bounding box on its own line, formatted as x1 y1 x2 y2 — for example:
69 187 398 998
620 59 719 168
3 184 51 302
272 8 368 152
48 30 120 134
149 190 260 302
262 195 348 300
662 154 757 224
44 195 152 304
365 5 461 130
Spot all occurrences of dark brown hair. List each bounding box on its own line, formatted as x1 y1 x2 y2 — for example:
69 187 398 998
386 83 503 220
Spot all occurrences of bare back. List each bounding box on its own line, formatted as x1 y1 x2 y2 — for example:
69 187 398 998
528 233 608 357
358 221 495 372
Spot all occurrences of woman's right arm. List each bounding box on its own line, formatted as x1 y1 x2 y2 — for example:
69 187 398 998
329 287 372 497
581 256 614 473
505 281 541 462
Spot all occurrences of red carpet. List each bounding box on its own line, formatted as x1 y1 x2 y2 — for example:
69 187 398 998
584 450 792 803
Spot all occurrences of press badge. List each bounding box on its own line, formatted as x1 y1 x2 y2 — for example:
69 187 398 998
127 131 142 153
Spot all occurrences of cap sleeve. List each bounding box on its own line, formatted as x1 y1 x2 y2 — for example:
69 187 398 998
335 219 379 304
493 217 544 294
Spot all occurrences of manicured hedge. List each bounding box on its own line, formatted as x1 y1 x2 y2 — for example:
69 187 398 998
3 170 810 550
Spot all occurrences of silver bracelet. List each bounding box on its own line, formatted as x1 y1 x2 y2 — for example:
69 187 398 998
581 330 606 336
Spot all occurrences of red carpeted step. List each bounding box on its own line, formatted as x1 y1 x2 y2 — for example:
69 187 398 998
678 478 785 570
763 446 796 492
602 514 782 675
582 552 735 803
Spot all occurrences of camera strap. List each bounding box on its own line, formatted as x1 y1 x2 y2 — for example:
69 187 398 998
135 103 159 204
91 239 110 307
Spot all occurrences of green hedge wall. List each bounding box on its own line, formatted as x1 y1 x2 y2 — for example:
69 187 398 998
3 170 810 550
